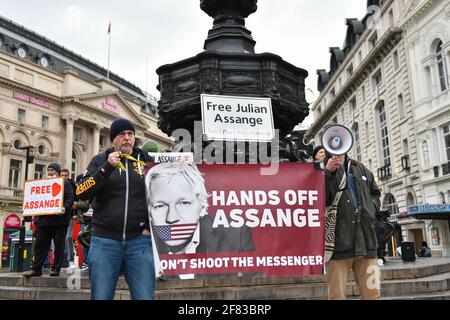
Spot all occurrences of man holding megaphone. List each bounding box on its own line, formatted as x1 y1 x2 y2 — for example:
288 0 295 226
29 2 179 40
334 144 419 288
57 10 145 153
321 125 381 300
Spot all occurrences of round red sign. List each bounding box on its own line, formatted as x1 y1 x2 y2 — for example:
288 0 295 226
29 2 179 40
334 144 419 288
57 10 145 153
4 214 21 228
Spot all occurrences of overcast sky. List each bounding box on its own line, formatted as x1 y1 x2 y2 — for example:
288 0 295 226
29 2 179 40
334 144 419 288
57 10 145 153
0 0 368 125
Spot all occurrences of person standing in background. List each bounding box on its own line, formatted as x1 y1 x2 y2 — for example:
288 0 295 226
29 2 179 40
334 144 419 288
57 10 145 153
23 163 75 278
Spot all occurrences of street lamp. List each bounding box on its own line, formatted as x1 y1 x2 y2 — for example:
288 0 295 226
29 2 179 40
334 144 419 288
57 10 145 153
16 145 35 272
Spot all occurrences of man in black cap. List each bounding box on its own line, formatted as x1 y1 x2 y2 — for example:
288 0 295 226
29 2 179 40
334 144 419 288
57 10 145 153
312 145 326 162
76 118 155 300
23 163 75 278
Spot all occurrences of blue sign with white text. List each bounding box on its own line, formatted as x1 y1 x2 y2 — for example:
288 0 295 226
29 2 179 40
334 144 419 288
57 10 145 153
408 204 450 215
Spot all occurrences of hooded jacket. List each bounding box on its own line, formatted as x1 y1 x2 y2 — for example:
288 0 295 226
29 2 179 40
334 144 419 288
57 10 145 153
76 147 151 241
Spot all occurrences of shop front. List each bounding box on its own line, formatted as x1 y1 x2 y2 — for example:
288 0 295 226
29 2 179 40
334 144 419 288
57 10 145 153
407 204 450 257
1 213 22 268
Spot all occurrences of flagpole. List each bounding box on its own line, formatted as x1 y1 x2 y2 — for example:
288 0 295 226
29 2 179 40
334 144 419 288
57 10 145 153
107 22 111 79
146 53 149 97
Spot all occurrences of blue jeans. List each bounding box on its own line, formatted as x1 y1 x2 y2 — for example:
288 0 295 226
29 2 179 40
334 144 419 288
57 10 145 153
87 235 156 300
64 219 74 264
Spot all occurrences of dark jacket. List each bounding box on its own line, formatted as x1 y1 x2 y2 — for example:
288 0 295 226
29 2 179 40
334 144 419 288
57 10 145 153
67 178 79 203
419 246 432 257
35 179 75 227
325 160 381 260
76 147 151 241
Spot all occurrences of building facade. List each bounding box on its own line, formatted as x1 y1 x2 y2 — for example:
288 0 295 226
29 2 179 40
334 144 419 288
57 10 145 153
307 0 431 255
400 0 450 256
0 16 172 267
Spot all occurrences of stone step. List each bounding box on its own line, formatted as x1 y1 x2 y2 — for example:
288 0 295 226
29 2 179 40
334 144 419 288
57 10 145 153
367 271 450 298
379 259 450 280
380 290 450 300
2 258 450 291
0 286 92 300
1 258 449 300
172 271 447 299
1 272 450 300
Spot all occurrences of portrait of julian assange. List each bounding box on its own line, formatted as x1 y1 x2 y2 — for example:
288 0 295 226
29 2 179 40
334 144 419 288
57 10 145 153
145 162 255 256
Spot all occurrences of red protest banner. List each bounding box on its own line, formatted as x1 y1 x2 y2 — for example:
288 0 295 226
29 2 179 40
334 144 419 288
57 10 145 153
146 163 325 278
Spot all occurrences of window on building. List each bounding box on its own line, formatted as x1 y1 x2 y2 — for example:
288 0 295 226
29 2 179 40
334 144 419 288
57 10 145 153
71 150 77 181
365 122 370 143
373 70 383 90
9 160 22 188
347 64 354 79
38 145 46 155
73 127 82 141
18 109 25 125
406 192 415 207
330 88 336 98
402 139 409 158
349 96 357 113
444 124 450 161
362 85 366 101
378 101 391 168
387 194 399 215
353 123 362 161
422 140 430 166
439 192 446 204
393 50 400 71
100 135 106 147
370 33 378 50
358 51 363 64
425 66 432 96
13 139 22 149
402 139 410 170
34 164 45 179
437 40 449 92
42 115 49 129
397 93 404 119
388 9 394 27
341 106 345 121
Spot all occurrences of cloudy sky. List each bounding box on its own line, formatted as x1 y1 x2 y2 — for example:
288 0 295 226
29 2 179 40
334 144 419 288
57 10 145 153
0 0 368 125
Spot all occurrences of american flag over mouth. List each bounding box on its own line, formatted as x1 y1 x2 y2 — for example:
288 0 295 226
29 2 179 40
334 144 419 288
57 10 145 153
153 224 198 241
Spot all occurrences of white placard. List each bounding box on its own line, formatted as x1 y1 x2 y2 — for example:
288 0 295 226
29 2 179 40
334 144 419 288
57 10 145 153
148 152 194 163
201 94 274 142
22 177 65 216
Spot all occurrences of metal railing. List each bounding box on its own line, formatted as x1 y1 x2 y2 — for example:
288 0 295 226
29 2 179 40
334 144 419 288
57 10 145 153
401 155 410 171
442 162 450 176
377 165 392 180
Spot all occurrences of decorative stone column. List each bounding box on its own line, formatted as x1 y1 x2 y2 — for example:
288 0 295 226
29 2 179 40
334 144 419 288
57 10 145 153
92 124 101 157
423 56 438 96
62 114 78 171
0 142 10 187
